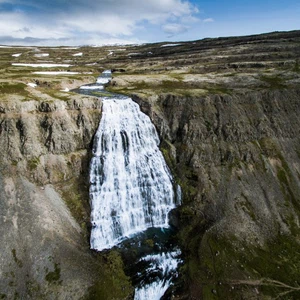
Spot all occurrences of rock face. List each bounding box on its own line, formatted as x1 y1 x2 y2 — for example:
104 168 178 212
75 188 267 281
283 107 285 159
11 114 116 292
1 30 300 299
0 95 133 299
133 89 300 298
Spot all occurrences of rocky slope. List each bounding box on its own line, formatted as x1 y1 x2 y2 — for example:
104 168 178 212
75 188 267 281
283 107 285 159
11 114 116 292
0 95 133 299
1 30 300 299
104 30 300 299
133 88 300 299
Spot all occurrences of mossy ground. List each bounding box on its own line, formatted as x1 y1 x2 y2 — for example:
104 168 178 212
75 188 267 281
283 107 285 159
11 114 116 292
45 262 61 284
11 249 23 268
193 232 300 299
27 157 40 171
85 250 134 300
56 167 91 238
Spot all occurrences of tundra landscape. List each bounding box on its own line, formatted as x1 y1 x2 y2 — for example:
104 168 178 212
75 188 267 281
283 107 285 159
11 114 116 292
1 29 300 299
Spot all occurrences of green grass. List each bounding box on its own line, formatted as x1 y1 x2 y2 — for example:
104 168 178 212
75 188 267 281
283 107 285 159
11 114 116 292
85 251 134 300
192 231 300 299
293 60 300 73
205 85 233 95
45 263 61 283
0 82 29 96
260 74 287 89
27 157 40 171
43 90 71 101
60 182 90 233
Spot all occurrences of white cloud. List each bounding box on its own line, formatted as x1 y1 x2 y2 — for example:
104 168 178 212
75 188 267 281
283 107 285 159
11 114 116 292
203 18 214 23
0 0 199 45
162 23 189 36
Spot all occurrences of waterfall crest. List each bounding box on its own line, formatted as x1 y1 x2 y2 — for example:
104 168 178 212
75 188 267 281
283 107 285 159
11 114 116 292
90 97 176 251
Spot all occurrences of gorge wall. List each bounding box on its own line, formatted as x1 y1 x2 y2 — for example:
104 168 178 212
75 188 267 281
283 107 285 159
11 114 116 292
3 86 300 299
0 95 133 299
133 88 300 299
1 30 300 299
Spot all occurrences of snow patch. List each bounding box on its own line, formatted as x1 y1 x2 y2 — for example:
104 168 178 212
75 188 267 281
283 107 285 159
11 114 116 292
73 52 83 57
34 53 49 57
12 63 72 67
160 43 182 47
33 71 79 75
86 62 98 66
60 88 70 92
127 53 141 56
0 45 34 48
27 83 37 88
12 53 22 57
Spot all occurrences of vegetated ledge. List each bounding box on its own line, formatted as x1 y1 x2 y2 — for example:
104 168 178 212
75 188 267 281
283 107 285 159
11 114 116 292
130 87 300 299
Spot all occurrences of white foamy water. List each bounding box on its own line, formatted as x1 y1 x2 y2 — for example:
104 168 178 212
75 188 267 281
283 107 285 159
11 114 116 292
96 77 110 84
80 85 104 90
134 249 182 300
89 98 176 251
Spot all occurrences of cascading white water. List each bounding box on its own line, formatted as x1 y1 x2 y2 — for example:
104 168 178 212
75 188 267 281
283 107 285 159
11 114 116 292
134 249 182 300
89 97 176 251
78 71 183 299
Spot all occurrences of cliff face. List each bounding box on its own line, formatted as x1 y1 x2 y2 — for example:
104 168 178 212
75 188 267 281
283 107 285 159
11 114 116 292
1 30 300 299
133 89 300 298
0 95 133 299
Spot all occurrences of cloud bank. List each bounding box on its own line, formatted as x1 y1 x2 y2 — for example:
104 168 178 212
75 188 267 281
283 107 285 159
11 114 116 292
0 0 201 45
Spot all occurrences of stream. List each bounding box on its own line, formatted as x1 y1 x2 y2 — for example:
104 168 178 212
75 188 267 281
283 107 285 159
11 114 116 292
74 71 183 299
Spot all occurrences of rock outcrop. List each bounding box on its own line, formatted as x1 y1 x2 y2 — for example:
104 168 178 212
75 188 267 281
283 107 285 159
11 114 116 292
0 95 133 299
133 89 300 299
1 30 300 299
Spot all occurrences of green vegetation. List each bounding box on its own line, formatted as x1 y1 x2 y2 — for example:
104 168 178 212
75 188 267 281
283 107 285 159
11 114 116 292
196 232 300 299
0 82 29 96
58 174 90 235
205 85 233 95
260 74 287 89
91 91 115 97
11 249 23 268
293 60 300 73
27 157 40 171
45 263 61 283
85 251 133 300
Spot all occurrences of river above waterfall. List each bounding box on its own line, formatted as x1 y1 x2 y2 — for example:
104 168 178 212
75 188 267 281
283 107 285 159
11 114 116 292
74 70 183 299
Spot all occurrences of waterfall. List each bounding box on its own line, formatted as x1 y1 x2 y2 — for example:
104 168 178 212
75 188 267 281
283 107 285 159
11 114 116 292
89 97 176 251
134 249 182 300
79 71 182 299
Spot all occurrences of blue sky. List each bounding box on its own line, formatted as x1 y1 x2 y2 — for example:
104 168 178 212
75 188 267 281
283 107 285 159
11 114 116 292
0 0 299 46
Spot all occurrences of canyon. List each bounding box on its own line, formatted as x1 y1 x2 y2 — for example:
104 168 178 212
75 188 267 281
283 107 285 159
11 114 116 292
1 30 300 299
